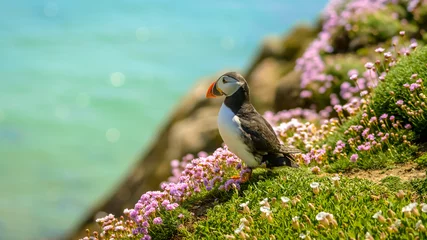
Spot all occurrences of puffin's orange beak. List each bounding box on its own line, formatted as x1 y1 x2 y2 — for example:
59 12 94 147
206 81 223 98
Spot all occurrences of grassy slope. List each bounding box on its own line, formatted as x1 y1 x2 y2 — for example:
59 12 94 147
177 168 426 239
165 48 427 240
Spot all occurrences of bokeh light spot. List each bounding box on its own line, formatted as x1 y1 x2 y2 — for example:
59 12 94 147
44 2 58 17
110 72 126 87
106 128 120 143
76 93 91 107
136 27 151 42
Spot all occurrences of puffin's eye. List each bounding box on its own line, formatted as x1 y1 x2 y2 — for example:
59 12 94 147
222 77 227 84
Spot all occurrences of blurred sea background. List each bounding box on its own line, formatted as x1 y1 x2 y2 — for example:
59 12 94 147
0 0 327 239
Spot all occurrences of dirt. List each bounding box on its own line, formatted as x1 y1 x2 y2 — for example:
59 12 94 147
342 162 426 183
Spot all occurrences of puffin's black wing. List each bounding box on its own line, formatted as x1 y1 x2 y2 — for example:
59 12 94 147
237 110 300 168
237 111 280 152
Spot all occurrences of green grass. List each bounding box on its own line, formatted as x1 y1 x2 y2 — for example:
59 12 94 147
169 168 426 239
371 46 427 138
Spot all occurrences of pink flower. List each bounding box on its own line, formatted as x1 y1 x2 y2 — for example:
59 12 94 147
350 154 358 162
350 74 358 80
300 90 313 98
375 47 385 53
364 62 374 69
153 217 163 225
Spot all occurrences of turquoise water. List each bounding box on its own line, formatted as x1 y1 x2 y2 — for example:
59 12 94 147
0 1 326 239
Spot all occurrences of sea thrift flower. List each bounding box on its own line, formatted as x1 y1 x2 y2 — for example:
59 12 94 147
375 47 385 53
292 216 300 229
415 220 425 231
259 198 270 208
350 154 358 162
234 222 245 235
300 90 313 98
153 217 163 225
281 197 290 207
396 100 404 106
380 113 388 120
310 182 320 194
384 52 392 58
372 210 386 223
331 176 340 187
311 166 321 174
364 62 374 69
396 190 405 199
316 212 330 227
260 206 273 222
240 201 250 214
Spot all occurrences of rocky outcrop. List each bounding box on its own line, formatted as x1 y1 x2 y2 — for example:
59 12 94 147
66 25 317 240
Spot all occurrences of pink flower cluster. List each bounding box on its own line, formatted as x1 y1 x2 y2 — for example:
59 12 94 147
296 0 389 96
86 147 244 240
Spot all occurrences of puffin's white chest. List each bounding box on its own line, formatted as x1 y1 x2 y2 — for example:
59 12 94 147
218 103 259 167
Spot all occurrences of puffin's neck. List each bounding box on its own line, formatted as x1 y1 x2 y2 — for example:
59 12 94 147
224 86 251 114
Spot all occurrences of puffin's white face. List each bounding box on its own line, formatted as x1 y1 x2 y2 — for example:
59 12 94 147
206 75 243 98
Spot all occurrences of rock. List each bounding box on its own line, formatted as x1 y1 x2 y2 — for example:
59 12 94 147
273 70 305 111
246 58 284 113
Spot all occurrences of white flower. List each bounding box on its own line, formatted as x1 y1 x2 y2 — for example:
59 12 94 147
416 220 423 230
365 232 372 239
234 222 245 234
240 218 249 225
402 202 417 212
394 219 402 227
299 233 306 239
331 176 340 181
384 52 392 58
375 47 385 53
421 203 427 213
123 208 130 214
281 197 290 203
259 198 268 205
239 201 249 208
310 182 320 188
292 216 299 221
260 206 271 215
372 210 382 219
316 212 329 221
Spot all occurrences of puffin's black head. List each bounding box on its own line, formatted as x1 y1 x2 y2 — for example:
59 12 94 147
206 72 248 98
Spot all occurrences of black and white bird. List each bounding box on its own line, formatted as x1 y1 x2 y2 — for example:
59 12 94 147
206 72 300 182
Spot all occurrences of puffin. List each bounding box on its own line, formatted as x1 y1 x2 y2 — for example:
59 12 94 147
206 72 300 182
